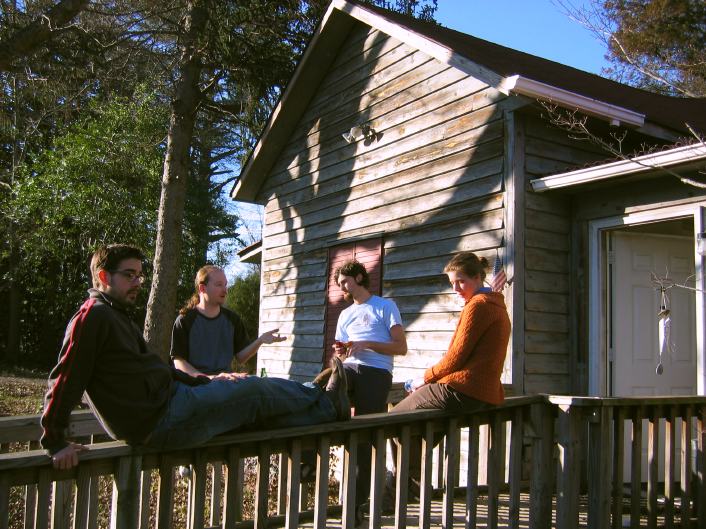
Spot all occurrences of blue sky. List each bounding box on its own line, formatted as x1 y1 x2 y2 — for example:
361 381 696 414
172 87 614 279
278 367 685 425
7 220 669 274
435 0 611 75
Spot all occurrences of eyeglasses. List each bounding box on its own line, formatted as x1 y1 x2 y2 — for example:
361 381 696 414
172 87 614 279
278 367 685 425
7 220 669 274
108 269 147 284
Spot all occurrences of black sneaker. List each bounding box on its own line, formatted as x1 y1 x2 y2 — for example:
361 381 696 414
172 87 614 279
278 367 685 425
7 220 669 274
325 356 350 420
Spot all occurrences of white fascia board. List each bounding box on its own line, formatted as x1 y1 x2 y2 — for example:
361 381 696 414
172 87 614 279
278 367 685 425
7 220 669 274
335 0 504 88
500 75 645 128
530 144 706 192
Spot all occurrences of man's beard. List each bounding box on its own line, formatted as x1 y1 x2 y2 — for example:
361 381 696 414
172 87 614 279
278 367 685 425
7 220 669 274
342 291 353 302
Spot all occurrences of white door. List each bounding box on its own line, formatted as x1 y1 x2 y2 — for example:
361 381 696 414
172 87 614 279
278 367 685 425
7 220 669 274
612 231 696 397
611 231 696 481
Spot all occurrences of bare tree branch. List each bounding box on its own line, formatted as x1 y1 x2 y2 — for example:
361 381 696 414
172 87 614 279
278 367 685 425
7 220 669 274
0 0 89 72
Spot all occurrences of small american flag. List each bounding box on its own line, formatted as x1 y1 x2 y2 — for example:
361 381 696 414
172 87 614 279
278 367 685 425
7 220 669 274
490 253 507 292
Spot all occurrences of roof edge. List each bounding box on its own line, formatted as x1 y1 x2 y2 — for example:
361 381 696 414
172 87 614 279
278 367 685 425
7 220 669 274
500 75 645 128
530 143 706 192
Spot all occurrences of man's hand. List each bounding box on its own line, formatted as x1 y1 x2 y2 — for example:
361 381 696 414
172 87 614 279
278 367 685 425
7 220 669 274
51 442 88 470
259 329 286 345
347 341 370 355
333 340 352 358
210 371 249 382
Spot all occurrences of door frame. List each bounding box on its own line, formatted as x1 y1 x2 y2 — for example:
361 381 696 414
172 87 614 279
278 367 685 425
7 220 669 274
588 203 706 396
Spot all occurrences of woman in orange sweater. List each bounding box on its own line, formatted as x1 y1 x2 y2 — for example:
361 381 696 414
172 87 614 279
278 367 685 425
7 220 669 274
391 251 511 413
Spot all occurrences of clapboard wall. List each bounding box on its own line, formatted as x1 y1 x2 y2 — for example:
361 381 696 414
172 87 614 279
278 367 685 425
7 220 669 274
255 22 513 382
521 113 607 394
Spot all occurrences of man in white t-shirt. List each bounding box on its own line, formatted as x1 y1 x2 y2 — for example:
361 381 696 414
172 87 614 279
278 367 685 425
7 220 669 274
333 259 407 517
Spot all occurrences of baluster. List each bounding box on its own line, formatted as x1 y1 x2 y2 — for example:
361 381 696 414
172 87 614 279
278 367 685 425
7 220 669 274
612 407 626 529
665 407 676 529
630 407 644 529
74 464 92 529
442 418 459 529
419 421 434 529
111 454 142 529
223 446 242 529
680 406 692 529
314 435 330 529
556 403 581 529
189 452 208 529
697 406 705 528
647 408 659 529
508 408 523 529
210 462 223 527
466 415 480 529
588 405 612 529
156 456 174 529
276 453 288 516
394 425 410 529
35 468 51 529
0 471 9 529
24 440 40 529
487 413 504 529
341 432 358 529
285 440 302 529
254 443 271 529
139 468 152 529
529 400 553 529
369 428 386 529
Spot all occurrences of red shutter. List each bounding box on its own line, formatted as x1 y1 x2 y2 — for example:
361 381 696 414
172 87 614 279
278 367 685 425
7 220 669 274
322 238 382 365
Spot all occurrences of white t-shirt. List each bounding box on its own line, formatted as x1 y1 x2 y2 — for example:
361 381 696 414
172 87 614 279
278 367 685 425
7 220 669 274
335 295 403 373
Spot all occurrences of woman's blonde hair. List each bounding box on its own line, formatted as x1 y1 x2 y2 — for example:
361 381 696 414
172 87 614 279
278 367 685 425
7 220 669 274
180 265 223 315
443 252 489 281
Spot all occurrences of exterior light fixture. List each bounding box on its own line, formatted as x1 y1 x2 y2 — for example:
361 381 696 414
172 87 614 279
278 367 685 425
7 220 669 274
342 124 376 143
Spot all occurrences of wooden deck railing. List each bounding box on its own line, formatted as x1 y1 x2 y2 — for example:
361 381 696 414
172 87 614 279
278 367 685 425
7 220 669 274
1 394 705 529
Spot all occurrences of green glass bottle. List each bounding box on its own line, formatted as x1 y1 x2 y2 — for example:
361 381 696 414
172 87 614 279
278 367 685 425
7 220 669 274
260 367 267 378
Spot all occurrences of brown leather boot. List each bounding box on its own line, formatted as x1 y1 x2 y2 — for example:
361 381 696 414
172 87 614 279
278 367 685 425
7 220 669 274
312 367 333 389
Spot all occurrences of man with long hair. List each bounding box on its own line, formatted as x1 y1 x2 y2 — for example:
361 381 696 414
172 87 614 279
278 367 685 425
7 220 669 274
171 265 283 378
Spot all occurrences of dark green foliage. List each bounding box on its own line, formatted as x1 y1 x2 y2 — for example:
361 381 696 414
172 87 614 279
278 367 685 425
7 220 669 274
225 269 261 372
2 92 166 365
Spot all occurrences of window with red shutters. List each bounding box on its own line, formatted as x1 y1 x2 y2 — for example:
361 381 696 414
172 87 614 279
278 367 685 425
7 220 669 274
323 237 382 365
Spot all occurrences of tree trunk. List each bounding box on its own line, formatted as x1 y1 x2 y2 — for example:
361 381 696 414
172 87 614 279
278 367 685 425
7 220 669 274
143 1 208 360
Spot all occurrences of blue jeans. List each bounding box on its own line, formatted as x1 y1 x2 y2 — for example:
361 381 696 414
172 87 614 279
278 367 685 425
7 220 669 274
145 376 336 450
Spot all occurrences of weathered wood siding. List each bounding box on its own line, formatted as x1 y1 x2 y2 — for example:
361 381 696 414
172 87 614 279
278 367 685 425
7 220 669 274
521 114 606 394
255 23 511 381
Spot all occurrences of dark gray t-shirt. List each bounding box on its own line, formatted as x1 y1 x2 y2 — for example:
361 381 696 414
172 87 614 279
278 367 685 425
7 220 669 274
170 308 250 375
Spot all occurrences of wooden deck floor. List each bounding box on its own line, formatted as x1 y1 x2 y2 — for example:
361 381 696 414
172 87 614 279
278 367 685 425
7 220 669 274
296 493 695 529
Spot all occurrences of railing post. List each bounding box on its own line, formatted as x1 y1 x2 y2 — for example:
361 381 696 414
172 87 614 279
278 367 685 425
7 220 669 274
156 456 174 529
341 432 358 529
223 446 243 529
466 415 480 529
369 428 387 529
588 404 612 529
487 413 504 529
611 407 626 529
555 402 581 529
647 407 660 529
313 435 330 529
188 451 208 529
529 400 553 529
508 407 523 529
394 424 411 529
442 418 460 529
255 444 271 529
419 421 435 529
285 439 302 529
111 454 142 529
0 471 9 529
697 406 705 528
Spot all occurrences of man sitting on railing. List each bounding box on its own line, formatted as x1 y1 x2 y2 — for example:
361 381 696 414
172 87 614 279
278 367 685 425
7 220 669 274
40 244 350 470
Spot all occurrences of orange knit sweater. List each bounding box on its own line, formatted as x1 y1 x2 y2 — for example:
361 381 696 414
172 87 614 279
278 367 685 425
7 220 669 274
424 291 511 405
